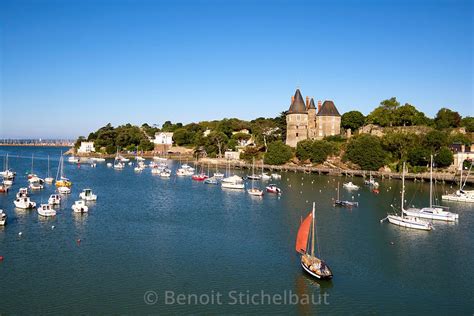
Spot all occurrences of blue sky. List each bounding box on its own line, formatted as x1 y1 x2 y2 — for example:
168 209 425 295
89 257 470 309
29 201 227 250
0 0 472 138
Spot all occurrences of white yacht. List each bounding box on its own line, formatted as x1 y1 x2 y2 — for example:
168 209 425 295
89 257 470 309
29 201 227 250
381 163 433 231
79 188 97 201
16 188 29 198
222 182 245 190
72 200 89 213
58 186 71 194
0 210 6 225
14 197 36 209
404 155 459 222
343 182 359 190
68 156 79 163
442 163 474 203
37 204 56 217
29 181 43 191
48 194 61 205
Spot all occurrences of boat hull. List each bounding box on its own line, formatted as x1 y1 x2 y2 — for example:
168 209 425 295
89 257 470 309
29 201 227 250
387 215 432 230
300 256 333 280
403 209 458 222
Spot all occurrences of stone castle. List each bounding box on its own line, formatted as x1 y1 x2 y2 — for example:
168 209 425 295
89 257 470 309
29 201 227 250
285 89 341 147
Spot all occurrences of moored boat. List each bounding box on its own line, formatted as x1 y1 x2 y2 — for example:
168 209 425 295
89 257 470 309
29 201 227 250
14 197 36 209
79 188 97 201
442 162 474 203
72 200 89 213
37 204 56 217
343 182 359 190
48 194 61 205
0 210 6 225
296 203 333 280
266 184 281 194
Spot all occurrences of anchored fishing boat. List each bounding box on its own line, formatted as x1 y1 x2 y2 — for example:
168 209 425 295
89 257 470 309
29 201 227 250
37 204 56 217
296 203 333 280
14 197 36 209
72 200 89 213
79 188 97 201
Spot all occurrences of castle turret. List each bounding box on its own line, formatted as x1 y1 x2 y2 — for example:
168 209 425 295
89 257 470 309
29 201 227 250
316 100 341 139
286 89 308 147
307 98 317 139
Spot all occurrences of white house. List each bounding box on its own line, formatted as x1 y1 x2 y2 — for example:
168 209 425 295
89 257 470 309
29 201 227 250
203 129 212 137
154 132 174 145
224 151 240 160
78 141 95 153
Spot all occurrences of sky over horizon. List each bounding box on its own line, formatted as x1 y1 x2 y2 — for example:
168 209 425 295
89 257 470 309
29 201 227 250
0 0 472 139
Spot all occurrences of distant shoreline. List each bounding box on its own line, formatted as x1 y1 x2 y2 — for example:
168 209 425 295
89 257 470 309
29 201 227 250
0 144 72 147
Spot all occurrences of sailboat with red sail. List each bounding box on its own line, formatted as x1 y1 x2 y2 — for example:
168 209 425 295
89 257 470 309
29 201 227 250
295 202 333 279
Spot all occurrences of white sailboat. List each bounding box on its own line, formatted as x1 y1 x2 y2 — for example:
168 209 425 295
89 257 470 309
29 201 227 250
404 155 459 221
442 162 474 203
45 155 54 184
55 154 72 188
381 163 433 231
114 149 125 170
247 159 264 196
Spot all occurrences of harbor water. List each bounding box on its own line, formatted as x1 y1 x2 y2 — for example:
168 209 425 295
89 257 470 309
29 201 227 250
0 146 473 314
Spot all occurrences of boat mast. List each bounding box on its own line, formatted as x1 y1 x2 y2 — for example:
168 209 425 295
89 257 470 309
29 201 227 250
401 162 405 217
430 155 433 209
460 163 463 191
47 155 50 178
311 202 315 257
31 154 34 174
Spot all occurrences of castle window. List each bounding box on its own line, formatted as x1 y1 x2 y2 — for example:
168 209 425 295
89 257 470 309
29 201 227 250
296 133 299 137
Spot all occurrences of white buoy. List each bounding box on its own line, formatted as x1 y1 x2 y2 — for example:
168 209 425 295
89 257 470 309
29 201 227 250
51 225 55 230
18 232 23 236
319 189 322 193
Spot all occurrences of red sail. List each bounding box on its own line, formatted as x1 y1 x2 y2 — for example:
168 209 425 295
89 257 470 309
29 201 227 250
295 212 312 254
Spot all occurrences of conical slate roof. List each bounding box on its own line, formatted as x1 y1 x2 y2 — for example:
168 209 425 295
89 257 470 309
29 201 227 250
317 100 340 116
287 89 307 114
307 98 316 110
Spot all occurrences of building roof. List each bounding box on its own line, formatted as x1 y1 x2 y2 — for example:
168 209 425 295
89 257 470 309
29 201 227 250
307 98 316 110
317 100 341 117
287 89 307 114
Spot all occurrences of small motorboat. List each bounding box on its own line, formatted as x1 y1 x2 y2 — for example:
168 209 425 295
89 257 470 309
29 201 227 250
192 174 208 181
14 197 36 209
3 179 13 186
68 156 79 163
271 173 281 179
343 182 359 190
151 167 160 174
247 174 262 180
247 188 264 196
37 204 56 217
72 200 89 213
261 173 272 180
44 177 54 184
79 188 97 201
29 181 43 190
160 170 171 178
0 210 6 225
16 188 29 198
204 177 218 185
58 186 71 194
221 182 245 190
266 184 282 194
107 162 113 168
48 194 61 205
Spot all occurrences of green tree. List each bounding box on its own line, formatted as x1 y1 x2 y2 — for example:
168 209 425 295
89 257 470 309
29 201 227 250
461 116 474 132
173 128 192 146
448 133 471 146
434 147 453 167
264 141 293 165
366 106 391 127
240 146 261 162
311 140 334 164
344 134 387 170
382 132 419 161
393 103 428 126
423 130 448 152
407 147 430 166
434 108 461 129
341 111 365 131
296 139 313 162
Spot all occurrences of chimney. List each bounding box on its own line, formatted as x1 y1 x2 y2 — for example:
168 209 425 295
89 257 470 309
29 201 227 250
306 96 310 108
317 100 322 113
291 95 295 103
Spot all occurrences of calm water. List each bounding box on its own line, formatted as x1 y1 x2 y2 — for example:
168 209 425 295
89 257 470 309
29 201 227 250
0 146 473 314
